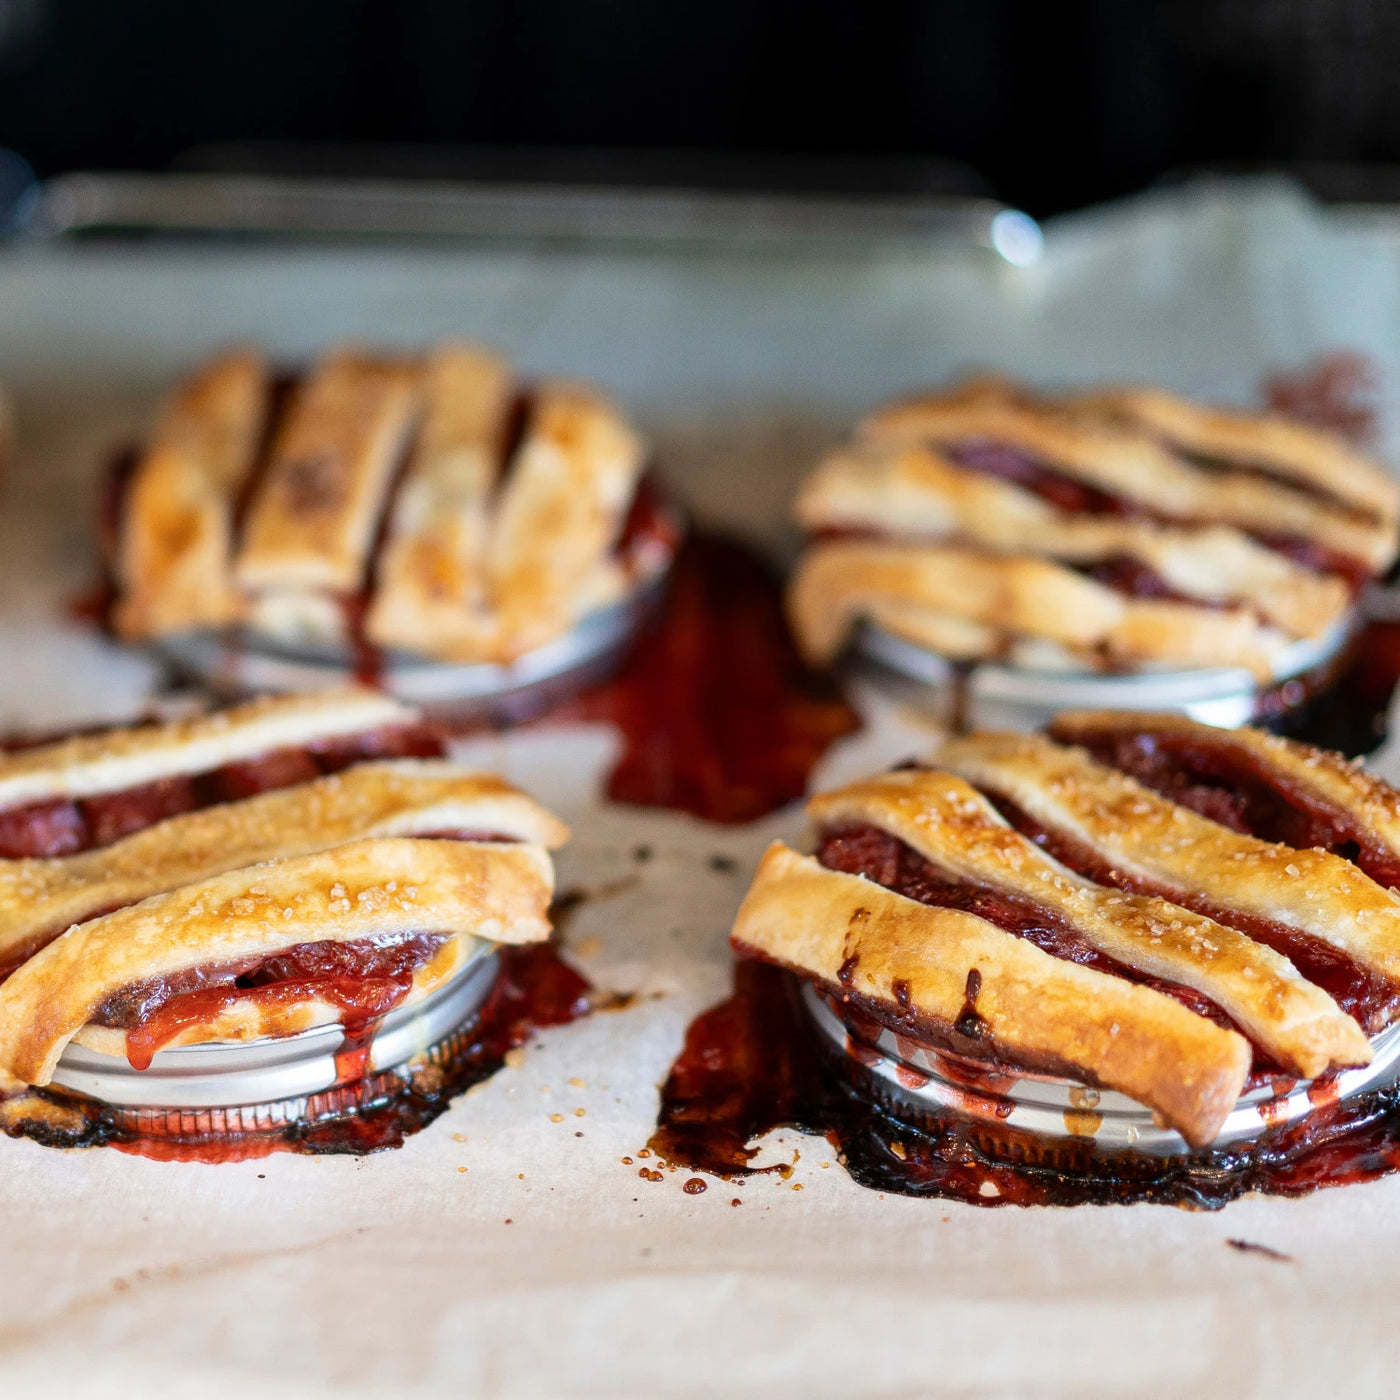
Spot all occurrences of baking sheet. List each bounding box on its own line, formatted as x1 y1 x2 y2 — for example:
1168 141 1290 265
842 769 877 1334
5 179 1400 1398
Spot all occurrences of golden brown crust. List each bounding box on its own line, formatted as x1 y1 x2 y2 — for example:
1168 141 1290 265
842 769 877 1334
0 689 416 813
807 769 1370 1077
486 383 645 661
365 343 515 658
937 730 1400 986
732 842 1251 1148
1050 710 1400 875
859 388 1398 572
1075 385 1400 524
796 442 1351 640
0 759 569 966
236 350 422 599
786 539 1285 677
114 350 270 639
0 836 555 1087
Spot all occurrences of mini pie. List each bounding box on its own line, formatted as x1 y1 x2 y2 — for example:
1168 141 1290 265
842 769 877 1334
0 689 567 1092
108 343 677 665
731 713 1400 1148
789 376 1400 678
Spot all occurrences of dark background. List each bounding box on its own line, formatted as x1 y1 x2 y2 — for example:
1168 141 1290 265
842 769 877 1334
1 0 1398 216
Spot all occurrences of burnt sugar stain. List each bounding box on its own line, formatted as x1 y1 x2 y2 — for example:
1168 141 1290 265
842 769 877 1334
953 968 987 1041
1226 1238 1294 1262
650 960 1400 1209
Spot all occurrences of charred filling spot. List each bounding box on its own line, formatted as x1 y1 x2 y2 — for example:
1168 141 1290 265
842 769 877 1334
92 932 452 1071
812 822 1266 1061
982 789 1400 1035
1066 727 1400 890
0 720 447 860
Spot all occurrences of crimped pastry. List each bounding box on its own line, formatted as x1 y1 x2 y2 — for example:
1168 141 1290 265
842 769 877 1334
0 836 555 1088
807 768 1370 1077
0 759 569 967
733 842 1252 1148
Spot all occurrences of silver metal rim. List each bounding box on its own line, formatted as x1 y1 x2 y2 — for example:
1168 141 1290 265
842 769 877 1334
153 568 669 709
50 942 500 1109
803 982 1400 1157
854 609 1356 729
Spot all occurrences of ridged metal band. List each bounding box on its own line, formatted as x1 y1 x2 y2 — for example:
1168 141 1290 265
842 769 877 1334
852 609 1356 731
50 942 500 1112
154 569 670 712
803 982 1400 1158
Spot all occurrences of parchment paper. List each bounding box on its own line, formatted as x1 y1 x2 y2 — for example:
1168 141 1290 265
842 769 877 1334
4 179 1400 1399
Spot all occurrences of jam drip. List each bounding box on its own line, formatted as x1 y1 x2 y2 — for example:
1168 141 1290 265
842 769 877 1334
2 940 593 1162
548 534 860 823
93 932 450 1071
650 959 1400 1208
985 791 1400 1034
1069 726 1400 891
0 720 445 860
814 823 1271 1067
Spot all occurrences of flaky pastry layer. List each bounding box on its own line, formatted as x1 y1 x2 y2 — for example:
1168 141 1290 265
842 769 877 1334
807 769 1369 1078
938 730 1400 987
0 689 416 813
1049 709 1400 875
1074 385 1400 524
486 382 645 661
858 386 1398 571
733 842 1251 1148
237 349 422 596
0 836 555 1088
787 539 1285 677
797 442 1351 640
114 349 270 640
0 759 569 966
365 343 515 658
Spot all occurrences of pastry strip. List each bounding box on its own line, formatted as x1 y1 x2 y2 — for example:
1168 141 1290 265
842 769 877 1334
236 350 422 633
808 769 1370 1077
1074 385 1400 524
0 690 416 812
487 383 645 660
0 759 568 968
797 443 1351 639
1049 710 1400 891
787 539 1285 677
733 842 1251 1147
859 389 1398 572
938 731 1400 993
114 349 270 639
0 836 555 1087
366 343 515 659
